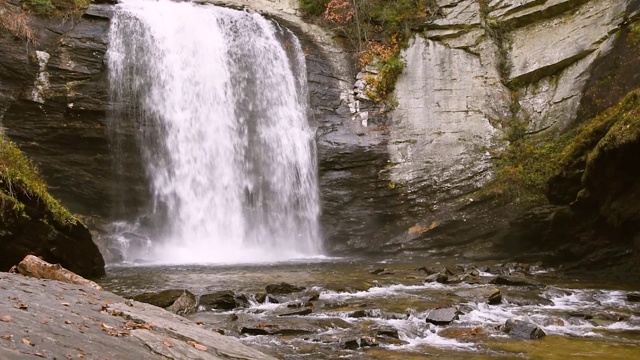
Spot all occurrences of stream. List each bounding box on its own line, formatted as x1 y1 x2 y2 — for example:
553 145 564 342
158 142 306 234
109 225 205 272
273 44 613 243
99 258 640 359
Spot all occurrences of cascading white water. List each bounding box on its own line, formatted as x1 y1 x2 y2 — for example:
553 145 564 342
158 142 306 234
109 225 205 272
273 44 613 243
107 0 323 264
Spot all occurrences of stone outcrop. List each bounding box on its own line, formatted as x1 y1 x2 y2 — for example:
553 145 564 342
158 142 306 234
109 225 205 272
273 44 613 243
0 1 149 222
0 272 276 360
16 255 102 290
374 0 638 257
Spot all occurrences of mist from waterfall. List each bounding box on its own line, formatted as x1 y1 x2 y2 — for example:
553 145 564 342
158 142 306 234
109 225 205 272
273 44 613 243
107 0 323 264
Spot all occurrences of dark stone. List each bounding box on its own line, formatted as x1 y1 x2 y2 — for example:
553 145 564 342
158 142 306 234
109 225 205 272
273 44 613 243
375 327 399 339
277 308 312 316
627 293 640 302
425 273 448 284
0 178 105 278
304 291 320 302
490 275 541 287
488 290 502 305
240 327 270 336
254 293 267 303
425 307 460 326
133 289 192 308
265 282 305 295
503 319 546 339
200 290 241 310
343 337 378 350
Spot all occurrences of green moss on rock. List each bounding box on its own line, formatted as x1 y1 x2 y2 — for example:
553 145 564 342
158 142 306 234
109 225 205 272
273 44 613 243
0 136 104 277
0 135 75 225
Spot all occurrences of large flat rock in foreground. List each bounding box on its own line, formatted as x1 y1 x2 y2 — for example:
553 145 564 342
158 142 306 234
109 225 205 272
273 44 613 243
0 273 275 359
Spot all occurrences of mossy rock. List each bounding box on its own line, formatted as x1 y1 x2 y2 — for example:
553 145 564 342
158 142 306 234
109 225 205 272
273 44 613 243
0 136 104 278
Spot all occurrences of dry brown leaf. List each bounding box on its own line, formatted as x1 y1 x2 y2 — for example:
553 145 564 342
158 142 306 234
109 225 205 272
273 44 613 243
1 334 13 341
188 341 208 351
77 353 85 358
16 303 28 310
62 303 70 307
196 321 204 325
1 315 13 322
22 338 34 346
64 320 72 324
162 341 174 348
33 352 46 358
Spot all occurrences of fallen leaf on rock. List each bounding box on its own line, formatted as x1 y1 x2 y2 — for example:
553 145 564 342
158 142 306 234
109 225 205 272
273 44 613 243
196 321 204 325
188 341 207 351
101 323 114 330
33 352 46 358
22 338 34 346
65 320 72 324
162 341 174 348
123 320 153 330
15 303 28 310
1 334 13 340
62 303 70 307
77 353 85 358
1 315 13 322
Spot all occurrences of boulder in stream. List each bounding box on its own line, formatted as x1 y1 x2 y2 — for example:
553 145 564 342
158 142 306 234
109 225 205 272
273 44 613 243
425 272 448 284
627 293 640 302
343 336 378 349
265 282 306 295
426 307 460 325
166 291 197 315
133 289 192 308
488 289 502 305
490 275 542 287
200 290 247 310
504 319 546 339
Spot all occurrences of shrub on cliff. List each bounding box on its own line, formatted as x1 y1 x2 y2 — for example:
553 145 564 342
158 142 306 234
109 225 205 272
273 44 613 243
22 0 91 17
299 0 440 102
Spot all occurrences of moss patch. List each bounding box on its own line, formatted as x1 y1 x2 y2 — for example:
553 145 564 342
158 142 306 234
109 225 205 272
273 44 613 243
0 135 75 225
481 90 640 205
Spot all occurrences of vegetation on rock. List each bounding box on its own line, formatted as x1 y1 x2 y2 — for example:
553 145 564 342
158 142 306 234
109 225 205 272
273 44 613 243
22 0 90 17
0 0 35 42
0 135 75 225
482 88 640 204
299 0 439 102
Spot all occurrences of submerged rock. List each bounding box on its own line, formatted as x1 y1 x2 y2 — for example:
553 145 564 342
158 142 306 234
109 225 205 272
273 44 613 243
503 319 546 339
265 282 306 295
277 308 313 317
425 307 460 325
343 336 378 350
490 275 542 287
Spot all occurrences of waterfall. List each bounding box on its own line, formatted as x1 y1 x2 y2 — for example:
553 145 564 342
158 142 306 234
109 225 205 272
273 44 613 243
107 0 323 264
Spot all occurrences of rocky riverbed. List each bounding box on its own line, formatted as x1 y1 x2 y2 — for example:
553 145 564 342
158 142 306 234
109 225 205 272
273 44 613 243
99 258 640 359
0 272 275 359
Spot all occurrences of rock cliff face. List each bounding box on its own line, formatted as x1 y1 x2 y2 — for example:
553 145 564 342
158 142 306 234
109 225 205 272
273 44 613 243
1 0 639 261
